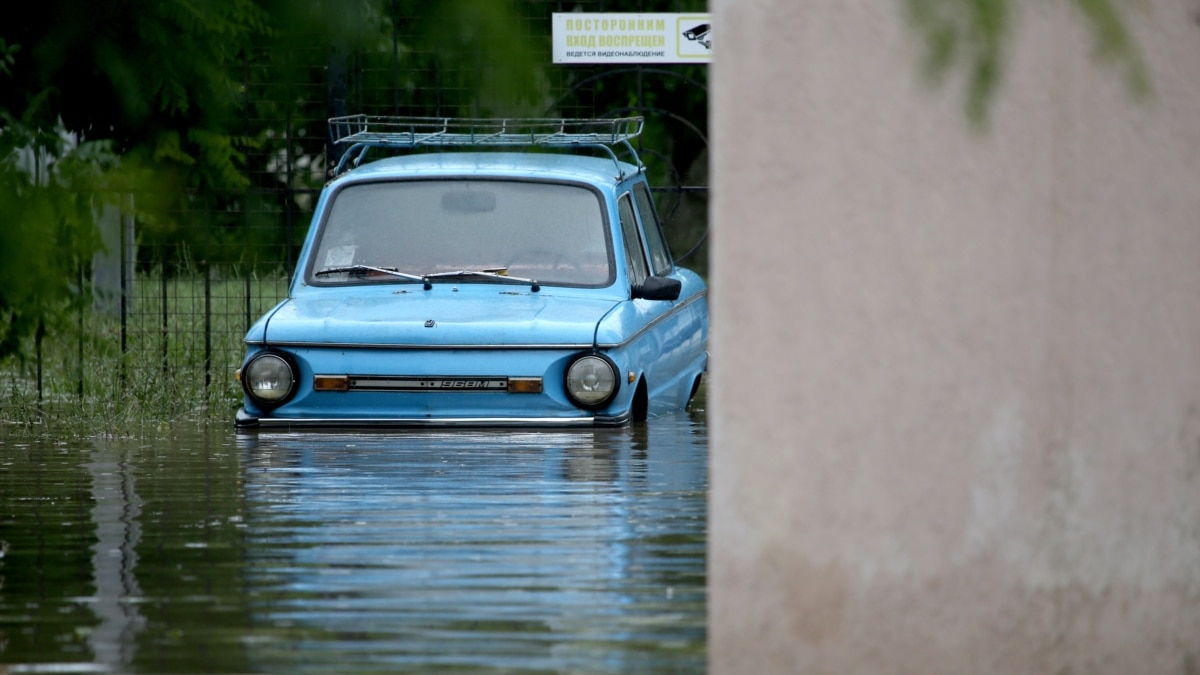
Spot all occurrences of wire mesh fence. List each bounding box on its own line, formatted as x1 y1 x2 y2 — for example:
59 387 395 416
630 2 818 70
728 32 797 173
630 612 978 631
0 0 709 426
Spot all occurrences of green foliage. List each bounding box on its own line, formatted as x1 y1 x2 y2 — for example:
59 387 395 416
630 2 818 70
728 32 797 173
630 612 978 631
0 117 113 359
417 0 550 116
906 0 1150 126
907 0 1009 124
1072 0 1150 98
0 39 17 76
2 0 268 172
0 0 269 359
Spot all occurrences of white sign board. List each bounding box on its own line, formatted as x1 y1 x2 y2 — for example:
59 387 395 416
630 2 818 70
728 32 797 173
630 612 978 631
552 13 712 64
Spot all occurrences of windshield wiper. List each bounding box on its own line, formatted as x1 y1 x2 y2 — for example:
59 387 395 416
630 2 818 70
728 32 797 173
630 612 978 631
314 265 429 287
423 269 540 292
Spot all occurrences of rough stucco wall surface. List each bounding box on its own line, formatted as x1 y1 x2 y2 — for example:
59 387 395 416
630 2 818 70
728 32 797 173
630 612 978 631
709 0 1200 672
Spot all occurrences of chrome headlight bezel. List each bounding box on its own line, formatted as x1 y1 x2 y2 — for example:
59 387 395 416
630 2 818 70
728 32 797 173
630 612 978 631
241 351 298 409
563 353 619 409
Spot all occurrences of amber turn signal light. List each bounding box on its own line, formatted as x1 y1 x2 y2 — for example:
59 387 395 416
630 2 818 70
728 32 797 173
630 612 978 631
313 375 350 392
507 377 543 394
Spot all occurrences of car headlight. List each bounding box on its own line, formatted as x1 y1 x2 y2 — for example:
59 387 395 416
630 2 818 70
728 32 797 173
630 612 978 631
242 352 297 408
564 354 618 408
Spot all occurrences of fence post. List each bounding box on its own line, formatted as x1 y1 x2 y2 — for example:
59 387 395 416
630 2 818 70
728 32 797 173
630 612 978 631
245 274 252 335
286 106 296 285
119 195 128 386
36 320 44 407
77 263 84 400
161 249 168 375
242 50 253 339
204 264 212 391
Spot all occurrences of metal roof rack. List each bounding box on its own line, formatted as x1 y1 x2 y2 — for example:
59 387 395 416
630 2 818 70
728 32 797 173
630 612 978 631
328 115 645 178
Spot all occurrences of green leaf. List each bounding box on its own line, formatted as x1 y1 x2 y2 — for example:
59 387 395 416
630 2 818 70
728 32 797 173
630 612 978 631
906 0 1150 127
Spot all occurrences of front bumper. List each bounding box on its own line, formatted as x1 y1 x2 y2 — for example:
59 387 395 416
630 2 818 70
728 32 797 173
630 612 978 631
235 407 632 430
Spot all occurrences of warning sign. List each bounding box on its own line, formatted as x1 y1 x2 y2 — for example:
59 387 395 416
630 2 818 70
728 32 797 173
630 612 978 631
552 13 712 64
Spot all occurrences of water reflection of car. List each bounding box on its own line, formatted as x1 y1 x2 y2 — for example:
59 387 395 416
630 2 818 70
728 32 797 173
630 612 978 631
234 420 707 671
235 116 709 429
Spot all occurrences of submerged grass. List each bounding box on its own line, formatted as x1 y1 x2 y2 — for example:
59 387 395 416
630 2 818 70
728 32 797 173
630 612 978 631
0 271 289 435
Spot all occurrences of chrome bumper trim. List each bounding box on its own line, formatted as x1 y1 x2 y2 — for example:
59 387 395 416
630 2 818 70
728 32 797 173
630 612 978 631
235 408 629 429
244 340 593 350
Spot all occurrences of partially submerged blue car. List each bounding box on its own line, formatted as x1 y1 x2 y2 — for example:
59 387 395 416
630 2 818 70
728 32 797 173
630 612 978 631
235 116 709 429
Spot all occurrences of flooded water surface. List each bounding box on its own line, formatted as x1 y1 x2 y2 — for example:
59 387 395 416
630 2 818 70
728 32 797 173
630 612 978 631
0 402 707 673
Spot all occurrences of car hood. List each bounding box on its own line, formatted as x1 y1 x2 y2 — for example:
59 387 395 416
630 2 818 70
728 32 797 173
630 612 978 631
262 288 620 347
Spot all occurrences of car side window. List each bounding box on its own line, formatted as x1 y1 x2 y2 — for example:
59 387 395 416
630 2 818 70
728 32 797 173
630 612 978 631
633 183 674 275
618 193 649 288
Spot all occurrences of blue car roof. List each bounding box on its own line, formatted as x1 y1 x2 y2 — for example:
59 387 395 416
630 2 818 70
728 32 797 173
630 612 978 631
333 151 641 187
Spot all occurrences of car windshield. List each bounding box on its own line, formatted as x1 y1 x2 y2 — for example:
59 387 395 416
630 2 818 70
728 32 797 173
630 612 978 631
310 179 612 287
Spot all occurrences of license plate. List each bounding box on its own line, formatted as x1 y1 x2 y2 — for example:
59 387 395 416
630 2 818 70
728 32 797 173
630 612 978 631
348 376 509 392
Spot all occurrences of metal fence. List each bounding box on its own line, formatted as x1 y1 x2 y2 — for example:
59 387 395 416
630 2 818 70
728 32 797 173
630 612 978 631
0 0 709 424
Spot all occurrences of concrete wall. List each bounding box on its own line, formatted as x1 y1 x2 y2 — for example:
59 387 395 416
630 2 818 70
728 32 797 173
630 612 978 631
709 1 1200 672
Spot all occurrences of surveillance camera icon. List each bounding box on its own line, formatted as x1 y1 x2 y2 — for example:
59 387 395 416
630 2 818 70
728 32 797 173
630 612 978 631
682 23 712 50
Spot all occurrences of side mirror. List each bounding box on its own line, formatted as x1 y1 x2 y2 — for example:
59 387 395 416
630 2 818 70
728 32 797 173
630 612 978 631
633 275 682 301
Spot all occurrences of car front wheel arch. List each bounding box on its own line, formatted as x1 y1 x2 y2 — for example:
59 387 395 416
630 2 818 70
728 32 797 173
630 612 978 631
687 373 703 408
631 377 649 423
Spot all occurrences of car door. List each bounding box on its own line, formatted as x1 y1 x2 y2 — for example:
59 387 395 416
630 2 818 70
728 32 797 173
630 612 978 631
616 184 705 405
